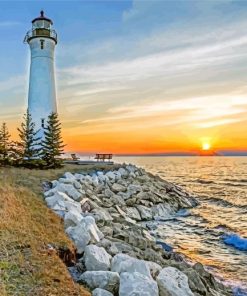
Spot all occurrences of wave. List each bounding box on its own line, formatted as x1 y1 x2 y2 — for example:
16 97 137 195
233 287 247 296
222 234 247 251
223 182 247 187
156 241 173 252
208 197 236 208
224 178 247 183
193 179 215 184
175 209 191 217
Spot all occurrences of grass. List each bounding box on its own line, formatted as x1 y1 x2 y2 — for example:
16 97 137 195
0 164 119 296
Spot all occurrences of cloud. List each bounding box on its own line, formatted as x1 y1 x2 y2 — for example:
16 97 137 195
79 93 247 129
0 21 20 27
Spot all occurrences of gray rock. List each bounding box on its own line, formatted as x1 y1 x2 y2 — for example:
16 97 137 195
79 271 120 294
112 193 126 206
84 245 112 271
118 191 131 200
146 261 162 279
136 191 150 200
119 272 159 296
92 288 113 296
128 184 142 194
59 177 74 184
184 268 207 295
105 171 116 181
111 253 151 278
100 226 113 237
91 208 113 226
125 197 137 206
157 267 194 296
136 205 153 220
111 183 126 193
152 203 173 220
118 167 129 178
125 207 141 221
108 242 134 256
104 189 115 198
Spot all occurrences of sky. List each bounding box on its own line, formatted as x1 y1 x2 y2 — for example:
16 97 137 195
0 0 247 154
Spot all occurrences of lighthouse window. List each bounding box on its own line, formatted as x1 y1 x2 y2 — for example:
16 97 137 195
40 39 45 49
41 118 45 128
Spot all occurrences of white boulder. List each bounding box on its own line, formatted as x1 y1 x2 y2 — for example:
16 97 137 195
84 175 93 185
79 271 120 294
84 245 112 271
105 171 116 181
45 192 66 208
118 167 129 178
45 191 81 215
73 180 82 190
65 216 103 254
64 210 83 229
111 254 151 278
64 172 76 180
65 222 91 254
119 272 159 296
84 216 104 243
50 183 82 201
92 288 113 296
157 267 194 296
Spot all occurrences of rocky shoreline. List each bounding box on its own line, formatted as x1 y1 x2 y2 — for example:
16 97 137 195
44 164 233 296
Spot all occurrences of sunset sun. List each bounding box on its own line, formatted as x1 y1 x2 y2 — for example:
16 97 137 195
202 142 211 151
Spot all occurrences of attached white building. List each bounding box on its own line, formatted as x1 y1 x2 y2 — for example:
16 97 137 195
24 11 57 135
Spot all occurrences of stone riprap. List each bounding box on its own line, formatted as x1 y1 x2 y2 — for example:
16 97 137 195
44 164 233 296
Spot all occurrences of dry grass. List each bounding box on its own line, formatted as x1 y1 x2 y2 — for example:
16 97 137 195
0 164 117 296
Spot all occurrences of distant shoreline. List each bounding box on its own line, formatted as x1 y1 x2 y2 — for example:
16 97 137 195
115 154 247 157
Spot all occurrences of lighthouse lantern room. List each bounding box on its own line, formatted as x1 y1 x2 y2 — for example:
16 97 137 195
24 11 58 135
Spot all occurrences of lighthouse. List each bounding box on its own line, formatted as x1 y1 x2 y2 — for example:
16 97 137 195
24 11 57 135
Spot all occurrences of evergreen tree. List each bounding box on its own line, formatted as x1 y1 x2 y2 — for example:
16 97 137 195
0 122 11 165
41 112 65 168
17 109 41 160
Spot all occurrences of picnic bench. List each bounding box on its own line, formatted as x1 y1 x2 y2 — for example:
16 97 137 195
95 153 113 162
71 153 80 161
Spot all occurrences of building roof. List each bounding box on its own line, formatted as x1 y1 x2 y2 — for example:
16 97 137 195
32 10 53 25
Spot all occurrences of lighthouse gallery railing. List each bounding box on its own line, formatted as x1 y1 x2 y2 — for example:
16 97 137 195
24 29 57 44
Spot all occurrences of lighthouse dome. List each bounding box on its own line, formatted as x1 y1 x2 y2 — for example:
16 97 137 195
32 10 53 26
24 10 57 44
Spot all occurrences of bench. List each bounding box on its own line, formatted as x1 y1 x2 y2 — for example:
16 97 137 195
95 153 113 162
71 153 80 161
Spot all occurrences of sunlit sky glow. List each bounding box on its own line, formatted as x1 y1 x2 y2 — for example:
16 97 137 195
1 0 247 154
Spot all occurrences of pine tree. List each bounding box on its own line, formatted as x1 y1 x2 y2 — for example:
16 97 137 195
17 109 41 160
0 122 11 165
41 112 65 168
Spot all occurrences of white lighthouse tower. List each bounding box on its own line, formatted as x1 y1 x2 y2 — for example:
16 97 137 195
24 11 57 134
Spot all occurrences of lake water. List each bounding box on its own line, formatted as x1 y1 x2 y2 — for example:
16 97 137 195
115 156 247 294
